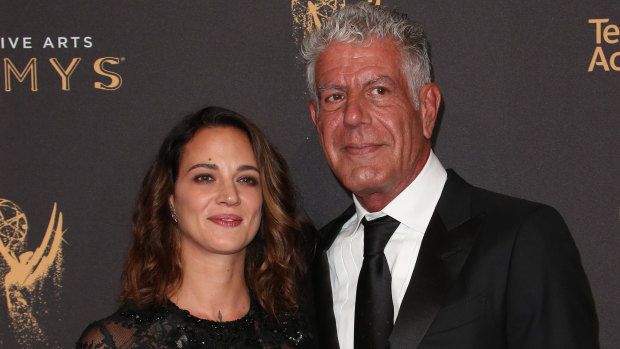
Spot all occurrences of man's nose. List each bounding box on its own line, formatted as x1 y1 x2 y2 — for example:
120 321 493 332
343 92 370 127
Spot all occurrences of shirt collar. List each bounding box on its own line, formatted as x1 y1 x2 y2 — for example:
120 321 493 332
351 150 447 233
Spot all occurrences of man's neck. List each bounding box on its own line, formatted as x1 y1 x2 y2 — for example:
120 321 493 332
355 147 431 212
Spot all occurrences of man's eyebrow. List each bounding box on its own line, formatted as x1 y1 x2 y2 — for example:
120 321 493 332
318 76 395 92
317 84 343 92
364 76 395 87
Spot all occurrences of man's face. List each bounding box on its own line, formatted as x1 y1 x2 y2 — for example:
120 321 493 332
309 39 440 211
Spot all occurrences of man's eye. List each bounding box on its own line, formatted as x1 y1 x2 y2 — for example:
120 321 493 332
325 93 344 102
371 87 387 95
238 176 258 186
194 174 214 183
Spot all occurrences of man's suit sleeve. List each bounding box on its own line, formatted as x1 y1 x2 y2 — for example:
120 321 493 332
505 205 598 349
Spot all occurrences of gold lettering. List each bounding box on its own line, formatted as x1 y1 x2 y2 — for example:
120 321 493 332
589 18 609 44
49 58 81 91
588 47 610 71
93 57 122 90
3 58 38 92
611 52 620 71
603 24 619 44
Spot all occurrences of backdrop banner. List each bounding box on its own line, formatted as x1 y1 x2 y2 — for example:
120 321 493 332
1 1 618 347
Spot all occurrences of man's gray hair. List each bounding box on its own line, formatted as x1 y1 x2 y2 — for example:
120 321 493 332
300 2 432 109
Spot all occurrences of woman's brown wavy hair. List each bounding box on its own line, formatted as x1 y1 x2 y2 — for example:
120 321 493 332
119 106 315 318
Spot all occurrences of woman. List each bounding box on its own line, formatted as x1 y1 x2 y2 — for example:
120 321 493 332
78 106 315 348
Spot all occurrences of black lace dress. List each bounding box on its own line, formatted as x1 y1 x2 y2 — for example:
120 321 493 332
76 296 314 349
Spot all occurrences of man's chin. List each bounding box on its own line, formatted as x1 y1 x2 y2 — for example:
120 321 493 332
339 174 386 195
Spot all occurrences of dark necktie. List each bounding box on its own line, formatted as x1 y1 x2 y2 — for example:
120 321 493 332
354 215 400 349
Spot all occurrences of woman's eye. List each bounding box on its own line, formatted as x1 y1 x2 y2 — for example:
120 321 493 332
194 174 214 183
238 176 258 186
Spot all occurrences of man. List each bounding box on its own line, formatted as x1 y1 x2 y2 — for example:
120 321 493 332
301 3 597 349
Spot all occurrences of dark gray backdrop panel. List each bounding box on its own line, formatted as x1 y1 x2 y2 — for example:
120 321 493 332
1 1 618 347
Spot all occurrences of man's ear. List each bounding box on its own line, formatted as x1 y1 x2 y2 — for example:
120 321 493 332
419 82 441 139
309 100 319 128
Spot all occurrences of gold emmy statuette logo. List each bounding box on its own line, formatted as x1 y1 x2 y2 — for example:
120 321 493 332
291 0 345 43
291 1 383 44
0 199 65 347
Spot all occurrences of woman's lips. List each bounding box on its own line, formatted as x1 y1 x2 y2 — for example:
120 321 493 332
208 214 242 228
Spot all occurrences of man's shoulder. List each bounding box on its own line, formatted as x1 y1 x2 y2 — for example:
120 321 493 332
474 182 559 218
448 169 550 208
445 169 566 228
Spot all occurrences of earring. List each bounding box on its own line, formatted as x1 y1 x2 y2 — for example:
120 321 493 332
170 206 179 223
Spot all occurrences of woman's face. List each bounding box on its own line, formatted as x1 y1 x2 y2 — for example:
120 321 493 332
170 126 262 259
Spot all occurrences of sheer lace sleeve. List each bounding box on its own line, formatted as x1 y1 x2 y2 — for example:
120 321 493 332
76 316 142 349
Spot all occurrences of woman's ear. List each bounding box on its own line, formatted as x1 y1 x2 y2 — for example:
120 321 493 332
169 195 178 223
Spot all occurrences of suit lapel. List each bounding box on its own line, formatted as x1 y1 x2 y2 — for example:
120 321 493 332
390 170 482 348
313 205 355 349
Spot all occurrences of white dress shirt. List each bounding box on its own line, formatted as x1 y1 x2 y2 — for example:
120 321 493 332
327 150 447 349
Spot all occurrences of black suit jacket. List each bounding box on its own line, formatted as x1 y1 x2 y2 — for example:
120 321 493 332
311 170 597 349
